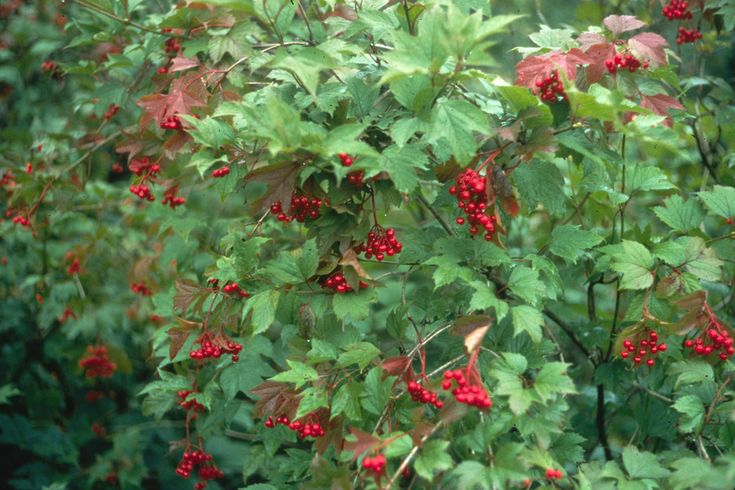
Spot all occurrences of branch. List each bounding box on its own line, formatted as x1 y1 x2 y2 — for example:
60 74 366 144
384 423 442 490
73 0 168 36
417 193 454 236
543 308 593 361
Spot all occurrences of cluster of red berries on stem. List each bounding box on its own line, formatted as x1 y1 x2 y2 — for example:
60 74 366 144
12 213 30 227
449 168 497 241
175 449 223 488
264 414 326 439
361 453 386 476
160 114 184 131
347 170 365 187
534 70 567 102
270 194 323 223
211 166 230 178
442 369 492 409
338 152 353 167
41 60 57 72
178 390 206 414
677 27 702 44
164 37 181 54
620 329 667 367
67 256 81 275
222 282 249 298
190 332 242 362
605 53 648 74
407 380 443 409
683 321 734 361
321 271 368 294
355 225 402 261
162 186 186 208
130 282 152 296
663 0 693 20
79 345 117 379
546 468 563 480
128 157 160 201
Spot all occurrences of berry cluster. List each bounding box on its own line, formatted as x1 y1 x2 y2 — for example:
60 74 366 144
676 27 702 44
605 53 648 74
175 449 224 489
264 415 326 439
347 170 364 187
211 166 230 178
338 152 353 167
59 307 77 323
177 390 206 413
190 332 242 362
26 162 33 174
160 114 184 131
355 226 402 261
222 282 249 298
663 0 693 20
534 70 567 102
130 282 152 296
164 37 181 54
449 169 497 241
79 345 117 379
407 380 443 409
12 214 30 227
270 194 323 223
321 271 368 294
162 186 186 208
67 256 81 275
683 323 734 361
130 183 154 201
361 453 386 476
620 330 667 367
442 370 492 409
41 60 57 72
546 468 563 480
128 157 160 201
104 103 120 121
1 170 16 190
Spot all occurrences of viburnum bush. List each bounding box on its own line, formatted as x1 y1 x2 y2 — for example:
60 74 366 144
2 0 735 489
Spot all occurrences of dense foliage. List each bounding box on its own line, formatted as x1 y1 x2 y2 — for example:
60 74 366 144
2 1 735 489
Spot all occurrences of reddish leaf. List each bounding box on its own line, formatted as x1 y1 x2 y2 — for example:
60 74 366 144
381 356 412 376
515 49 589 89
451 315 491 354
250 381 300 419
343 428 381 460
577 31 607 51
167 327 192 360
137 71 208 126
244 162 301 213
640 94 684 127
169 54 200 73
628 32 668 67
339 248 371 280
501 196 520 217
163 130 190 159
173 279 206 314
583 42 617 85
603 15 645 36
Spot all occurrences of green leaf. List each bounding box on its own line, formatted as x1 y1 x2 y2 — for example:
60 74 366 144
653 195 705 232
219 347 275 400
331 383 362 421
378 144 428 193
679 236 723 281
508 266 546 305
414 440 453 482
534 362 576 401
511 305 544 343
333 290 373 321
668 361 714 388
361 367 394 415
306 339 338 364
181 116 235 149
512 159 566 217
622 446 670 479
295 387 329 419
672 395 705 433
337 342 380 370
270 360 319 389
626 165 676 194
429 98 490 165
604 240 654 290
232 237 271 276
549 225 603 263
0 384 21 405
271 47 336 95
469 281 509 319
384 433 413 458
425 255 473 289
698 185 735 219
244 290 281 335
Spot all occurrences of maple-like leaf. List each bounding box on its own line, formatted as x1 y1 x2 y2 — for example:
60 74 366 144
628 32 668 67
339 248 371 279
167 327 192 360
577 31 607 51
137 70 208 126
381 356 412 376
173 279 206 314
343 428 381 460
169 54 200 73
583 42 617 84
452 315 491 355
515 49 590 89
251 381 300 419
244 162 301 213
603 15 645 36
640 94 684 127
